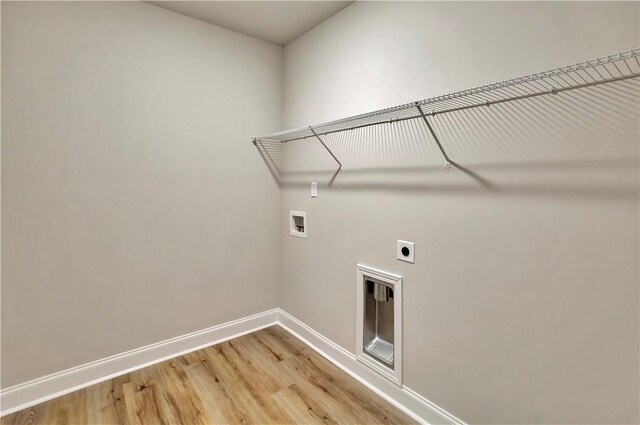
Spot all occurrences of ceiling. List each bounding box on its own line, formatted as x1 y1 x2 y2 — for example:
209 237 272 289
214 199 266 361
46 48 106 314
147 1 354 46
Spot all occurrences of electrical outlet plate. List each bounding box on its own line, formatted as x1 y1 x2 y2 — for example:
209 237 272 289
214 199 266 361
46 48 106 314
397 240 414 263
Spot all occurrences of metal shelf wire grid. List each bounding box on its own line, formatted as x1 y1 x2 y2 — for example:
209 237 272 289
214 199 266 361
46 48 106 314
253 48 640 145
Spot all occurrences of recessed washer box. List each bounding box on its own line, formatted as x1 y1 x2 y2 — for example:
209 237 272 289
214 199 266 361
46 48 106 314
289 211 307 238
356 264 403 386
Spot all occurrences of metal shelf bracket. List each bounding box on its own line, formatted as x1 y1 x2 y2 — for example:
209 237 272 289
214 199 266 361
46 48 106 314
416 103 452 169
310 127 343 172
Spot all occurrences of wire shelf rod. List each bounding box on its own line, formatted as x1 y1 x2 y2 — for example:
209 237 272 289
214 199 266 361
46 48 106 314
252 48 640 169
270 70 638 144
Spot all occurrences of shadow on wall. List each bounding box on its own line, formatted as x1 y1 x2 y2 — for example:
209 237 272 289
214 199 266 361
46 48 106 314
255 78 640 200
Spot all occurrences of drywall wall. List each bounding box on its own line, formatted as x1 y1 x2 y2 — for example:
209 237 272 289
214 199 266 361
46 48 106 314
279 2 639 423
1 1 282 388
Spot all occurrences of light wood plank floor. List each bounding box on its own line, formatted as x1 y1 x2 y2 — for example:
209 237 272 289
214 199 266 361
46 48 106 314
2 326 415 425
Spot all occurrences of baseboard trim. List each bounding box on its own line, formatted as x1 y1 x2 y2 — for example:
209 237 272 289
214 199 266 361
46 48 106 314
0 309 279 417
1 307 464 424
276 309 465 425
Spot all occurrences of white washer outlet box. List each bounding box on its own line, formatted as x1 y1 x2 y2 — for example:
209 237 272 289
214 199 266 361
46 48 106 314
290 211 307 238
397 240 414 263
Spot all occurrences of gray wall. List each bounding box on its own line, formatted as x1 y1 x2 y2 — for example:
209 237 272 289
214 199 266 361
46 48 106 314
2 2 639 423
1 1 282 388
279 2 639 423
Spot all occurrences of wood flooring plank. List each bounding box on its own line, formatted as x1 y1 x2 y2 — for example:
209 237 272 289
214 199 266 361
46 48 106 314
86 374 130 425
183 361 240 424
0 404 43 425
183 347 254 425
205 344 269 424
41 388 88 425
298 347 411 424
122 367 165 425
212 340 295 424
275 358 371 425
272 383 338 425
2 326 415 425
152 359 209 425
280 348 410 424
257 326 306 361
230 333 297 391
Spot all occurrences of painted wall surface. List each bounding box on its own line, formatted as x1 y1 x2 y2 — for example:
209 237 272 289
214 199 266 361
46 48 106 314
1 1 282 388
279 2 639 423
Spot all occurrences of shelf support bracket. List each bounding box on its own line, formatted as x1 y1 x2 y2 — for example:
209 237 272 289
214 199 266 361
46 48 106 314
310 127 343 172
416 103 452 169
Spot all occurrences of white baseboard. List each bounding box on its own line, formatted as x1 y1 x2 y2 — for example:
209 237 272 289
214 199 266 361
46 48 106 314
0 309 279 417
276 309 465 425
1 308 464 425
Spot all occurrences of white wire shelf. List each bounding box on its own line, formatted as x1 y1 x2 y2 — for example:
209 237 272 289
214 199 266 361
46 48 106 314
252 48 640 170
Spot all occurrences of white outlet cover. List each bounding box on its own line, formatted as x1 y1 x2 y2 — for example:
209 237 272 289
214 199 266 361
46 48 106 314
397 240 415 263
